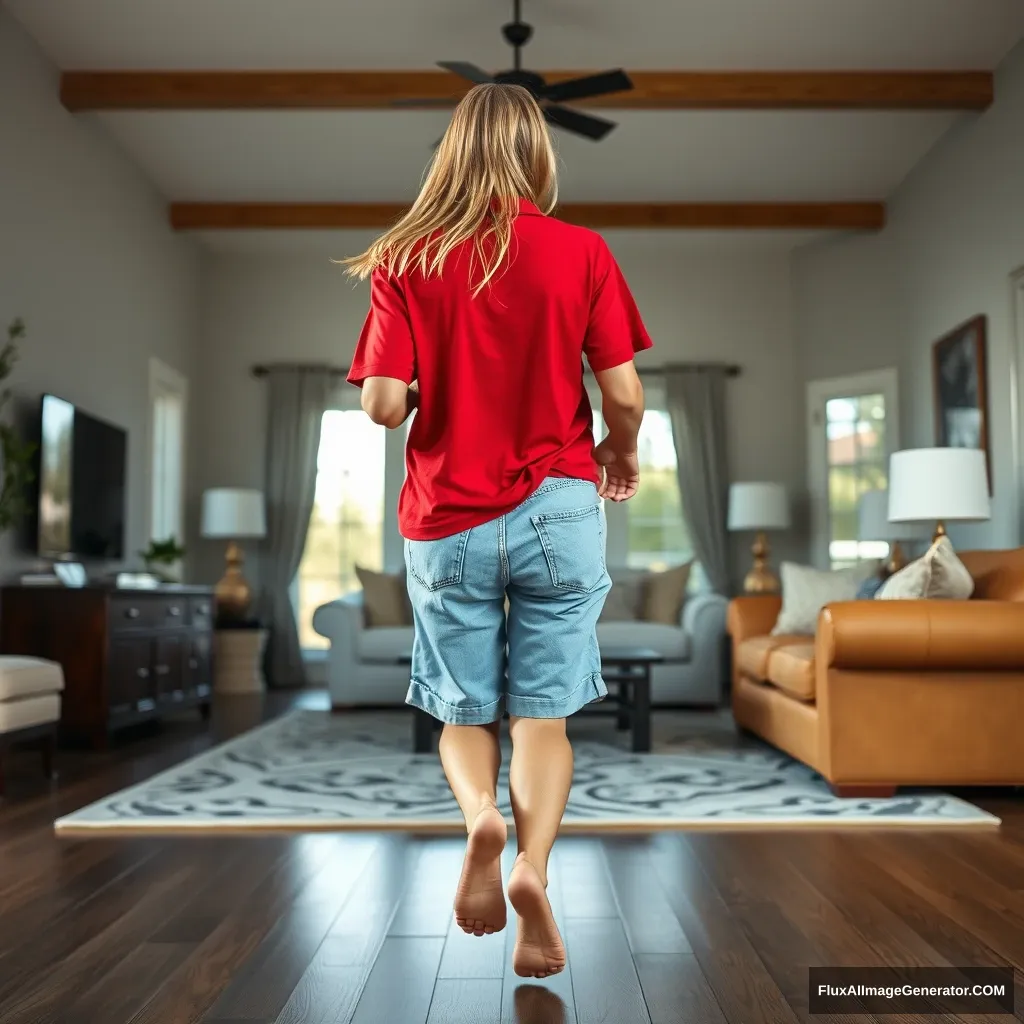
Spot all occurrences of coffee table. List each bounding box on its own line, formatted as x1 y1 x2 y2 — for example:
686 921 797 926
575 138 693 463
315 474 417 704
397 646 661 754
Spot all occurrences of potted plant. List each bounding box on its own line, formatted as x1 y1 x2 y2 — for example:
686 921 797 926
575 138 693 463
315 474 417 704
0 319 37 534
139 536 186 582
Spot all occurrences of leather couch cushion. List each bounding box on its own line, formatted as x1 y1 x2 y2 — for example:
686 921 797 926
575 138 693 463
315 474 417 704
736 634 809 679
0 657 64 702
766 644 816 701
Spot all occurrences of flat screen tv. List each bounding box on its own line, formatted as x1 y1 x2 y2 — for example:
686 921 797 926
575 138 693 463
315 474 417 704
36 394 127 561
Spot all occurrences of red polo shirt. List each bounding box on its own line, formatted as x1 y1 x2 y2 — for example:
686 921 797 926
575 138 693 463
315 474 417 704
347 199 653 540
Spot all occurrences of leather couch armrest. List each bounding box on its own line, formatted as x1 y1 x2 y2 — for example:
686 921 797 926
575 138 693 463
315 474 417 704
818 600 1024 671
727 595 782 642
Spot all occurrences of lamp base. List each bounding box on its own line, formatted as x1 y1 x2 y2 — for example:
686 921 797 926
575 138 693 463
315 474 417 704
884 540 908 576
932 521 947 546
743 531 780 594
215 541 253 623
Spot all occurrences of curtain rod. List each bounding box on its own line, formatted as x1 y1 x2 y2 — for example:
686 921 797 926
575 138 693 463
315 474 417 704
252 361 741 379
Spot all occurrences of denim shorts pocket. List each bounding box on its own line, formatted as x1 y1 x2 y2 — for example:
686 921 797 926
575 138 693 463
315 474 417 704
405 530 471 591
531 504 606 593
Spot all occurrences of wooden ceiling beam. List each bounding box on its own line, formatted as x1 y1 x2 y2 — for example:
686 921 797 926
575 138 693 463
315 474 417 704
62 70 993 112
169 202 887 232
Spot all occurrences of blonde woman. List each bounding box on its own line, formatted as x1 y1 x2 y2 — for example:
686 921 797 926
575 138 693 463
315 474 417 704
345 84 649 978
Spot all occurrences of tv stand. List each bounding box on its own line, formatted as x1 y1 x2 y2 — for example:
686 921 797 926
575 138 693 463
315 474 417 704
0 584 215 749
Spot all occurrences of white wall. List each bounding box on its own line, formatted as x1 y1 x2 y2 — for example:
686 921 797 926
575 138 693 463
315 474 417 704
0 9 201 575
193 234 806 585
794 40 1024 551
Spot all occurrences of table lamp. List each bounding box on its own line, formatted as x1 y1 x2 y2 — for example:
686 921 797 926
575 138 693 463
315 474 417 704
728 482 790 594
201 488 267 622
887 448 990 544
857 489 927 575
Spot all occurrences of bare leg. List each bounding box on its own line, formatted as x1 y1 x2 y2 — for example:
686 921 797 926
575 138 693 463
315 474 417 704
438 720 508 935
507 716 572 978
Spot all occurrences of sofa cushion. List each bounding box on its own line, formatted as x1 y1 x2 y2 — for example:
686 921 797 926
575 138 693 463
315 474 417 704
641 562 693 625
877 537 974 601
0 693 61 733
357 626 415 663
597 621 691 661
0 657 64 702
736 634 809 680
766 644 816 701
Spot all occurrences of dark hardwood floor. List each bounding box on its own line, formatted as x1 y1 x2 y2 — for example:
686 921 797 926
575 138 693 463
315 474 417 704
1 692 1023 1024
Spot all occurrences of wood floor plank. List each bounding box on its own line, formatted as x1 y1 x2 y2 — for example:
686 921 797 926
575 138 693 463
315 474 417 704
438 913 507 979
565 918 651 1024
387 838 463 937
552 839 619 919
348 937 445 1024
634 953 727 1024
427 979 503 1024
602 839 692 954
273 837 413 1024
649 836 800 1024
127 836 352 1024
205 836 381 1020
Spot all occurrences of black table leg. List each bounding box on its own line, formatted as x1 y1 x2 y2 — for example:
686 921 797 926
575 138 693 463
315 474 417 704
632 667 652 753
616 679 632 730
413 708 435 754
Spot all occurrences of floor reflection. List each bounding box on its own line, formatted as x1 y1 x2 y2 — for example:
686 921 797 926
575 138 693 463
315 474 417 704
513 984 567 1024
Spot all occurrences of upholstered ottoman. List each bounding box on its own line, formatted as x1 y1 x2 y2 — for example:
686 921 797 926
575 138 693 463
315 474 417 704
0 656 64 796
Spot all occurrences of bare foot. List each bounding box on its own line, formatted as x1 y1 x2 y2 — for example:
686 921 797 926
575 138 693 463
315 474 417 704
508 855 566 978
454 804 508 936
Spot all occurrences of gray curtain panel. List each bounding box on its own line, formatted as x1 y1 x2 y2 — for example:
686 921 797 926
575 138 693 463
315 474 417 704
665 366 732 594
260 367 332 687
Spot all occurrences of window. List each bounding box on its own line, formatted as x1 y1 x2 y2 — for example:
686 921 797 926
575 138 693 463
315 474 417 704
808 370 899 569
147 359 187 550
295 411 386 650
593 405 691 570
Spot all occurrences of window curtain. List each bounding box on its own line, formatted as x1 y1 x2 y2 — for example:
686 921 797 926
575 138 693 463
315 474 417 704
260 367 332 687
665 366 731 594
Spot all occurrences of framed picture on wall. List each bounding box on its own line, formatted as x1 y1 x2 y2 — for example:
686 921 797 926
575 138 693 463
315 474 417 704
932 314 991 492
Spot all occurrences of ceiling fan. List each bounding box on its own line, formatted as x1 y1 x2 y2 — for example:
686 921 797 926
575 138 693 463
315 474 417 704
404 0 633 141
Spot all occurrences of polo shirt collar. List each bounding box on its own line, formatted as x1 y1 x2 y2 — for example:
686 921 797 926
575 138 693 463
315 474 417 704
517 198 543 216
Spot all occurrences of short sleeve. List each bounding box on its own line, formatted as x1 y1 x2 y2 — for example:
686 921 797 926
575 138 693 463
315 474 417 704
346 269 416 388
583 238 653 372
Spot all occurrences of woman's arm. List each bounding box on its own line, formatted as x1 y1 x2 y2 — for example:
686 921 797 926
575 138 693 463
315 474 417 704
361 376 419 428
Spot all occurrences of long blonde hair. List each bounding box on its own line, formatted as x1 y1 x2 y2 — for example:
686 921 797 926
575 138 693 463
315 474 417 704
342 83 558 294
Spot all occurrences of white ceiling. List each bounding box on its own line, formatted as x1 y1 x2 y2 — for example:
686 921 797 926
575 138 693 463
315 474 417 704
9 0 1024 70
8 0 1024 251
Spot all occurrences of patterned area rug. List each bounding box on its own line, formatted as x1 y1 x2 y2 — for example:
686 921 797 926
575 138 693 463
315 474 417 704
55 709 999 833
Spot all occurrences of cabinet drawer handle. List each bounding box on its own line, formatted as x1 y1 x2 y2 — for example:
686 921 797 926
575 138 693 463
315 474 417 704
137 698 156 712
197 604 209 615
126 607 141 619
168 606 182 617
136 667 150 679
155 664 170 676
188 658 199 670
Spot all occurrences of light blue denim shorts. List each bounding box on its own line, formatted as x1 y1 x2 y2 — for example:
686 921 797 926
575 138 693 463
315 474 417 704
404 477 612 725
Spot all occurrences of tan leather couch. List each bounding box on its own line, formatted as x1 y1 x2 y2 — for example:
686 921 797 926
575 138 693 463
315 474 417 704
727 548 1024 796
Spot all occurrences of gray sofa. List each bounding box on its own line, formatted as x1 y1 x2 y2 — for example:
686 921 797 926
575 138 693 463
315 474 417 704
313 587 728 710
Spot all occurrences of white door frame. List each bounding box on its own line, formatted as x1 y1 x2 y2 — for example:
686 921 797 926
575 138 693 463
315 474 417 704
806 368 900 568
1011 267 1024 545
147 357 189 544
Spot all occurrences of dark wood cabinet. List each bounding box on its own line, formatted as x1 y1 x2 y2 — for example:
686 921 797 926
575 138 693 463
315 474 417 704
0 585 215 748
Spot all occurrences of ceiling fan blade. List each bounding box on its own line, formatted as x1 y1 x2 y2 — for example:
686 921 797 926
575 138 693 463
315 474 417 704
437 61 495 84
542 69 633 104
544 104 617 141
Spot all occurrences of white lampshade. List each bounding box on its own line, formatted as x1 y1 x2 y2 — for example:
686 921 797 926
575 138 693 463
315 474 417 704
857 490 927 542
727 482 790 532
201 488 267 539
888 448 991 524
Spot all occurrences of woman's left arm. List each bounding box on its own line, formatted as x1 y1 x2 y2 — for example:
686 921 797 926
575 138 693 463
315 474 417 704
361 376 418 428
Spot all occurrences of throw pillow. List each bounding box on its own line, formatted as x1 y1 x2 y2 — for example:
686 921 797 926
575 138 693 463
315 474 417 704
355 565 413 627
856 574 886 600
876 537 974 600
771 561 877 636
598 573 644 622
640 562 693 626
